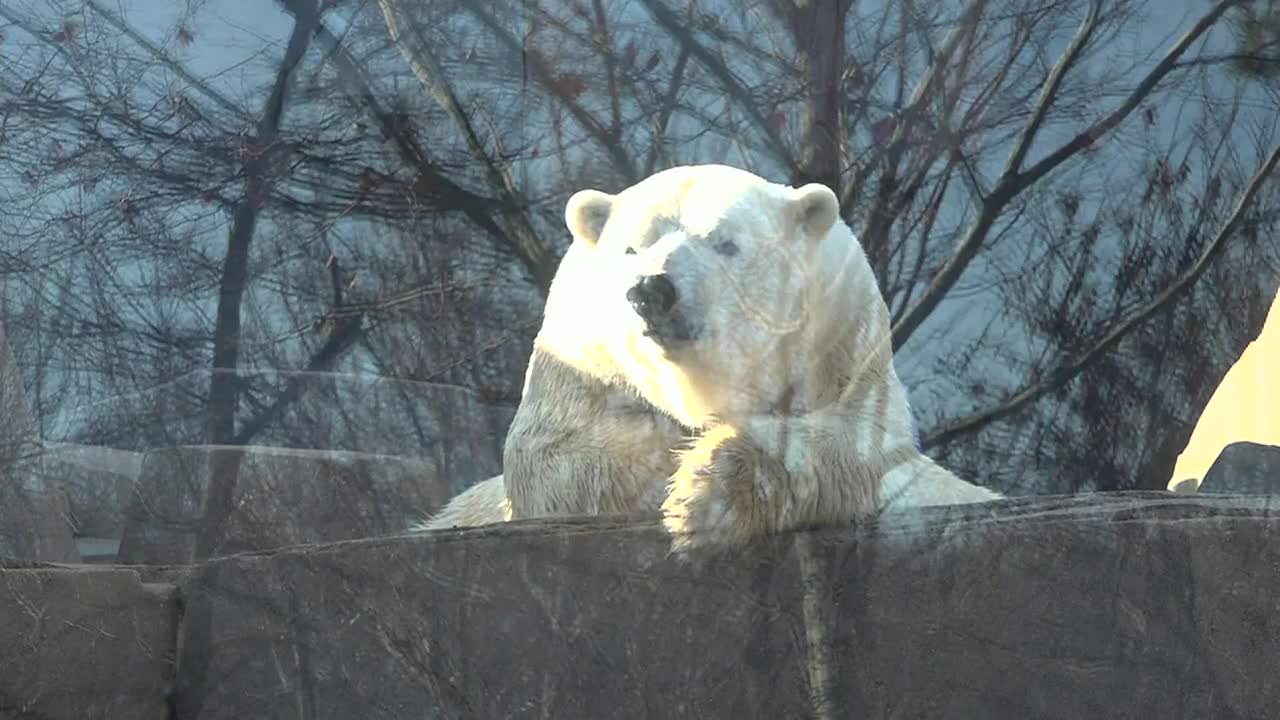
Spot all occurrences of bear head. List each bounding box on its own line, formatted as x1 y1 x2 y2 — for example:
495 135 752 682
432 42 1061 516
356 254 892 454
563 164 886 427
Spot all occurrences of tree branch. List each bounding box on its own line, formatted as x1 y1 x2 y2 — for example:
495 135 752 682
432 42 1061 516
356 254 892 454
293 7 542 291
644 44 691 177
82 0 252 124
231 314 364 447
856 0 989 260
923 140 1280 450
1016 0 1247 190
891 0 1246 351
591 0 625 139
636 0 798 177
377 0 555 291
462 2 639 183
1000 1 1101 178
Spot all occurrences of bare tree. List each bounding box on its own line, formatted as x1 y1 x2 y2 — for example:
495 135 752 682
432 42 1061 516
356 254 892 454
363 0 1280 494
1 0 1278 572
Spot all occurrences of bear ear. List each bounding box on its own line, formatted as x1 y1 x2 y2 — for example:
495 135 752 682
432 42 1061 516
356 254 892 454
789 183 839 240
565 189 615 247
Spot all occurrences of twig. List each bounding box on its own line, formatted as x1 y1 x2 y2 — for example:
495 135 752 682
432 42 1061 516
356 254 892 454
377 0 555 290
1000 1 1101 178
231 312 364 446
293 7 543 293
644 44 691 177
82 1 251 123
636 0 798 177
891 0 1247 351
923 140 1280 449
462 2 639 182
855 0 990 257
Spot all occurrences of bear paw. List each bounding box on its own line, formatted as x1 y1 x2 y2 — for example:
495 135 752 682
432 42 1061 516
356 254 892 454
662 424 772 555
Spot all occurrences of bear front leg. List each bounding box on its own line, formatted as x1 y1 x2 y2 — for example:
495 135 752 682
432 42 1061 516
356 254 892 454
661 413 890 554
662 423 774 553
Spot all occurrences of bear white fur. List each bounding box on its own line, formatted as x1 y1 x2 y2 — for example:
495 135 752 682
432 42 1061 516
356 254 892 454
418 164 1001 550
414 198 690 532
415 471 510 529
574 164 1002 552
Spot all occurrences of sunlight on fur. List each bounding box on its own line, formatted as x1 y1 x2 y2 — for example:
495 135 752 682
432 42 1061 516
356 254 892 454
414 164 1003 550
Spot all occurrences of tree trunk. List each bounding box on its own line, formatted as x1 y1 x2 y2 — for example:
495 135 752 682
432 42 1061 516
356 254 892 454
778 0 851 193
197 1 320 561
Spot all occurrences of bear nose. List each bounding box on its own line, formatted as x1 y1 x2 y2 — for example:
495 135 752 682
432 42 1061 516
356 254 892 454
626 274 677 316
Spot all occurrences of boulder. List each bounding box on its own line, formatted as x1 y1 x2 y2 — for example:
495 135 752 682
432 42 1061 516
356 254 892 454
0 321 80 563
1200 441 1280 494
0 562 180 720
56 369 512 493
169 492 1280 719
117 445 456 563
42 442 144 562
0 476 81 564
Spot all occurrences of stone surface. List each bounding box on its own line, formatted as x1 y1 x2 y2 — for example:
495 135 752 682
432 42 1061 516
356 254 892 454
57 369 513 494
117 445 456 564
43 442 144 562
0 563 180 720
0 321 80 563
1200 441 1280 495
168 492 1280 720
41 370 513 565
0 467 81 564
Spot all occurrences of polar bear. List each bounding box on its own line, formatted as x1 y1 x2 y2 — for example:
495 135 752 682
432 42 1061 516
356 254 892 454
414 196 692 532
418 164 1000 548
576 164 1002 552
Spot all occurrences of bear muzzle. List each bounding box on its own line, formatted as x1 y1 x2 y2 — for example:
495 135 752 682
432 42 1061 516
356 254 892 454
626 273 697 346
627 273 678 317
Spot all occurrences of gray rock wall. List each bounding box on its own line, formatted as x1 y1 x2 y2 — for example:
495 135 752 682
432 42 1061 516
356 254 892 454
117 444 457 564
0 564 179 720
4 493 1279 720
168 493 1280 720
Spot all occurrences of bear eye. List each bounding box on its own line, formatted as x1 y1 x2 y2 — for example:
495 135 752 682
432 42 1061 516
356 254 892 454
713 239 739 257
624 246 637 256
